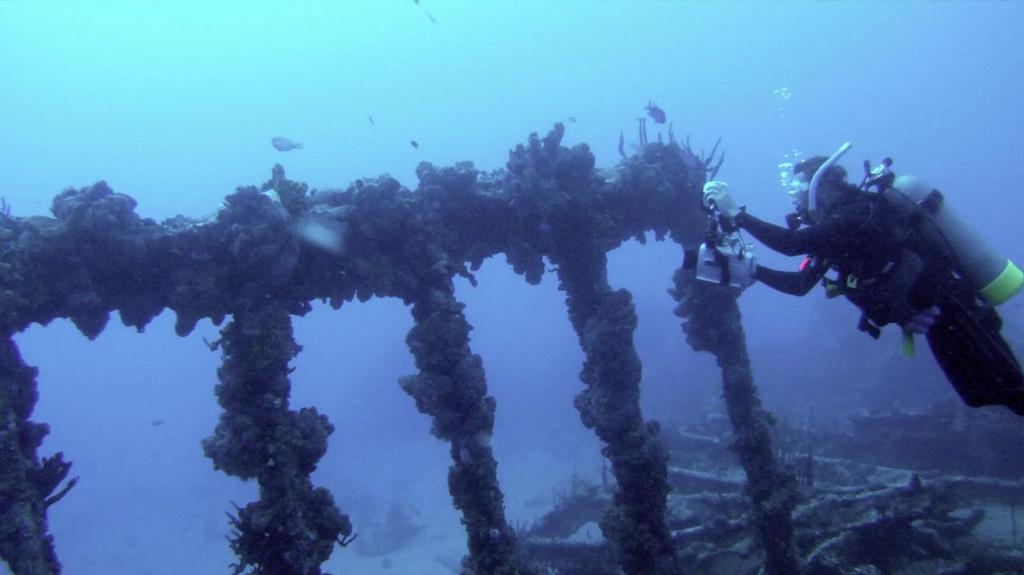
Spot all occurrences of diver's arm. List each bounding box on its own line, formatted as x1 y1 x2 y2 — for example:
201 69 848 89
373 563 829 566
753 262 823 296
734 211 829 256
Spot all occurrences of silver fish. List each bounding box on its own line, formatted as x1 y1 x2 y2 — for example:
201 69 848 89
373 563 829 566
272 137 303 151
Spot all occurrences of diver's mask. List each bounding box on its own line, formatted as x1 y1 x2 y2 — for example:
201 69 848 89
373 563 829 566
787 173 810 212
780 163 810 228
781 142 853 226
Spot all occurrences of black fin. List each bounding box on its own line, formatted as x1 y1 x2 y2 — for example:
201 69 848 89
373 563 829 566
926 296 1024 415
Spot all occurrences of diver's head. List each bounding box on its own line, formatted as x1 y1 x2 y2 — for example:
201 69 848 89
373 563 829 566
788 155 856 222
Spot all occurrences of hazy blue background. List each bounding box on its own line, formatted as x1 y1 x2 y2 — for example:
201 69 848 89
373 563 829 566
2 2 1022 574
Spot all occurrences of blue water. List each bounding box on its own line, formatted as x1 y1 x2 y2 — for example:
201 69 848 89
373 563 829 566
2 2 1022 574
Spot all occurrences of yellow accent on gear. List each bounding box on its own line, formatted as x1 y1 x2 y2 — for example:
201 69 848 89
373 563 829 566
901 328 915 357
980 260 1024 305
825 283 842 298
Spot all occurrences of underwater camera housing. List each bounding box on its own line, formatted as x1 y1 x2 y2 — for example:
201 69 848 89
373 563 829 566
683 234 756 290
682 202 757 290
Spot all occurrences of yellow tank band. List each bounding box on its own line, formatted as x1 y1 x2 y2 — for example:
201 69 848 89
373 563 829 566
981 260 1024 305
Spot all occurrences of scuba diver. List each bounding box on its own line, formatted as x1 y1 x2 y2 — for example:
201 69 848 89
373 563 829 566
694 142 1024 415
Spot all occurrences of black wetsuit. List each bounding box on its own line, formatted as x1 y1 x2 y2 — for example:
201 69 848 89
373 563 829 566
735 192 1024 415
737 194 904 306
738 193 932 328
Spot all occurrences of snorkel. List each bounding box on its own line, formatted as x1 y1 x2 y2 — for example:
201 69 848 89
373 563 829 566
806 141 852 223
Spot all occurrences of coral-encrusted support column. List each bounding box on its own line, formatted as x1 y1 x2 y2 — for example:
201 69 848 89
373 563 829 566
671 277 802 575
552 241 676 575
400 283 530 575
0 336 71 575
202 307 352 575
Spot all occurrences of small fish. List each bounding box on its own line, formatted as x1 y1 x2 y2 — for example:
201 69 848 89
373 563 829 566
567 116 577 123
426 12 437 24
151 419 166 427
272 137 303 151
410 140 420 149
369 116 376 126
645 101 666 124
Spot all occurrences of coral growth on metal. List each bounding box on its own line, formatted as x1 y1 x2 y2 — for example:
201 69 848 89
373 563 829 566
0 126 765 575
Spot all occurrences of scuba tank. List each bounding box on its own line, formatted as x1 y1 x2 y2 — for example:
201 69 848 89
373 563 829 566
862 159 1023 306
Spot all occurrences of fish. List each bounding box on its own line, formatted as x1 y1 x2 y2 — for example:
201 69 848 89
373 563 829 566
426 12 437 24
369 116 376 126
410 140 419 149
645 101 666 124
272 137 303 151
567 116 577 123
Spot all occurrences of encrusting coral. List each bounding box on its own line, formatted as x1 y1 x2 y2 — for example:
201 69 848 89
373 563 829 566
0 125 789 575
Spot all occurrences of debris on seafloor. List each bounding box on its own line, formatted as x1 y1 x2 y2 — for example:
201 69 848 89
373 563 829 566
517 403 1024 575
353 501 426 558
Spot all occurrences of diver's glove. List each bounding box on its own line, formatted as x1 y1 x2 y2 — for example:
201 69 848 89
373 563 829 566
902 305 941 335
702 180 740 227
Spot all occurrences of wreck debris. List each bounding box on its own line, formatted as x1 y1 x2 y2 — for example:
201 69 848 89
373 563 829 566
520 406 1024 575
0 125 783 575
512 124 680 573
553 246 676 574
203 306 350 575
670 278 802 574
400 282 532 575
526 476 610 540
353 501 425 557
0 337 66 575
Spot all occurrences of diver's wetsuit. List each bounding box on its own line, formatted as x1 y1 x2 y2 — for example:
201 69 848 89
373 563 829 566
735 193 1024 415
736 195 897 298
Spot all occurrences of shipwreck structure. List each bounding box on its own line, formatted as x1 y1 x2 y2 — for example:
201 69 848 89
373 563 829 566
0 124 800 575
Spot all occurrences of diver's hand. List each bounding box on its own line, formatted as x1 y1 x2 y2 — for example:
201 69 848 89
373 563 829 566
719 208 744 233
702 181 740 220
902 305 941 334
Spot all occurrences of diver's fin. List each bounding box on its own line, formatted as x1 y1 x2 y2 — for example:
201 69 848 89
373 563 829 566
926 296 1024 416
